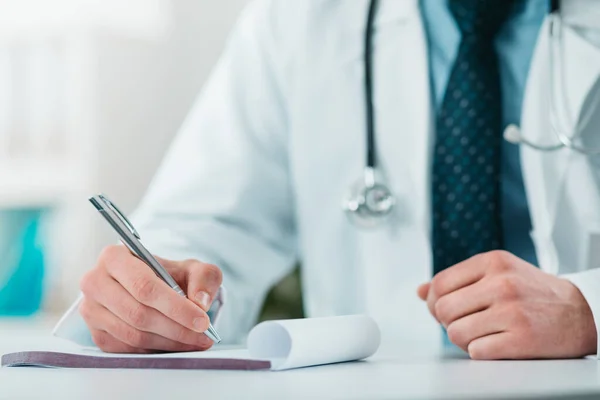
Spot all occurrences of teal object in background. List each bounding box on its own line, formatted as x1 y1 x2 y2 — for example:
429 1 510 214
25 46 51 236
0 209 46 316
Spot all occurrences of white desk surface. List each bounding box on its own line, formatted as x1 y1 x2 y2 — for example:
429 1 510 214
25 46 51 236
1 318 600 400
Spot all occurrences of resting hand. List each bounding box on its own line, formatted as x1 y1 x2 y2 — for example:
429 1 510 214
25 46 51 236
79 245 223 353
417 250 597 359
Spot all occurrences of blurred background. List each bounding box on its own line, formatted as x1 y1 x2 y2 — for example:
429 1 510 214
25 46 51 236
0 0 302 326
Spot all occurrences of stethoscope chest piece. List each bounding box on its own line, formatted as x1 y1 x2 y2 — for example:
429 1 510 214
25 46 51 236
343 167 395 229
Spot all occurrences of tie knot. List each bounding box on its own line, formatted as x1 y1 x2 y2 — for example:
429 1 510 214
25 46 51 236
448 0 518 38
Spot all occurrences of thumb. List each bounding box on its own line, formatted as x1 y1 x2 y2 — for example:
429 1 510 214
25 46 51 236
417 282 430 301
181 260 223 312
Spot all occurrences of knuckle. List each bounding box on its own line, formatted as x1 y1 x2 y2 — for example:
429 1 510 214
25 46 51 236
446 324 466 348
168 304 186 322
127 305 148 329
495 276 519 300
131 277 157 303
78 299 93 322
184 259 206 277
98 245 125 266
173 327 189 344
483 250 501 266
430 277 446 298
434 299 449 324
79 271 96 296
91 330 110 350
188 261 223 287
186 259 204 270
202 264 223 285
485 250 512 273
123 327 146 348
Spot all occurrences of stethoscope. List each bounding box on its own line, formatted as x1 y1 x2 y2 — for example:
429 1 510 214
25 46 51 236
504 0 600 155
344 0 597 228
343 0 395 229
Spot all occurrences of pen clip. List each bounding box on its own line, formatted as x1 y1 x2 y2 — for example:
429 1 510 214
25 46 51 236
97 194 141 239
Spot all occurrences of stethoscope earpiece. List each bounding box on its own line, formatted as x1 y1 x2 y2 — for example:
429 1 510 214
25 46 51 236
506 12 600 156
502 124 522 145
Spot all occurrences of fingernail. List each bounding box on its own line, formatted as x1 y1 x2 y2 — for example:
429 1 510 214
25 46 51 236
195 291 211 311
193 316 207 333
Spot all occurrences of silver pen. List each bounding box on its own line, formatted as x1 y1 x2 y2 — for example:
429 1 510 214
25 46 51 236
89 194 222 344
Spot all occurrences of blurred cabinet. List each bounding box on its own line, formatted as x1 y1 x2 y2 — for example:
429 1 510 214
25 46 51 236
0 0 247 313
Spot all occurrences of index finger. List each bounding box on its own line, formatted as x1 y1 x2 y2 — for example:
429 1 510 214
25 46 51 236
431 253 490 296
427 253 488 312
106 254 210 334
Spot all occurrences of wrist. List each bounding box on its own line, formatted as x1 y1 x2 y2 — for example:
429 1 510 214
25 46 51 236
565 280 597 356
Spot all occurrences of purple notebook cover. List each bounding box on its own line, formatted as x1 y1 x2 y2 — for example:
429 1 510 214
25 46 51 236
1 351 271 371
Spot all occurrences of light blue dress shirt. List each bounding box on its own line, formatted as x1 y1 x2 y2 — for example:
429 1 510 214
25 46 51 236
421 0 549 266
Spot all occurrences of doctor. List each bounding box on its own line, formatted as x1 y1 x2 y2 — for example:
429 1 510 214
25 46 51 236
56 0 600 359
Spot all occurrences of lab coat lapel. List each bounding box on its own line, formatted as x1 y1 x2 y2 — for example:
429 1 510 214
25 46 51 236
521 16 600 273
374 0 433 232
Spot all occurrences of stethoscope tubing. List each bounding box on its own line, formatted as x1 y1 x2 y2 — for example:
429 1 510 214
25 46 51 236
342 0 394 228
364 0 379 170
345 0 600 228
516 10 600 155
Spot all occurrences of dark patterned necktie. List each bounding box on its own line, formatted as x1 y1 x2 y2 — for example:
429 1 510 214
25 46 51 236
432 0 516 275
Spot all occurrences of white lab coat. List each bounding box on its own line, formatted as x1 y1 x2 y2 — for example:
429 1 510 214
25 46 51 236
55 0 600 353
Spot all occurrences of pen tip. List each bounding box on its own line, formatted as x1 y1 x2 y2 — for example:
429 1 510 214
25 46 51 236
205 325 222 344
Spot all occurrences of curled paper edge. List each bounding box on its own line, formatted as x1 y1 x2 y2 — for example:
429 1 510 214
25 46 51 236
247 315 380 370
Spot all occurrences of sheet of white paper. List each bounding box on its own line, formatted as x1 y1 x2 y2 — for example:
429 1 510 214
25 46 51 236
247 315 380 370
45 315 380 371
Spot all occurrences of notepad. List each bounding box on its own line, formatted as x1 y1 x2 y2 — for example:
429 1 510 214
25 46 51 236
2 315 380 371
